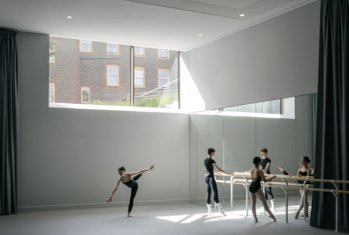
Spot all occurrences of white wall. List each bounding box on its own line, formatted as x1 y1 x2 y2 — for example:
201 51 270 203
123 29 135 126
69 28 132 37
17 32 190 210
184 1 320 111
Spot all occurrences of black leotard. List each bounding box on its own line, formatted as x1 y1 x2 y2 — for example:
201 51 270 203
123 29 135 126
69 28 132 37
249 176 261 194
298 170 309 184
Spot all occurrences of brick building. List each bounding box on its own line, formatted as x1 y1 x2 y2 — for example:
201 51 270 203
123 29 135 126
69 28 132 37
49 37 179 107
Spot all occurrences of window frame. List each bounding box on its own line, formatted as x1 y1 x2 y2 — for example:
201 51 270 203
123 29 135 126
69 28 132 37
134 66 145 88
107 42 120 55
81 86 91 104
158 49 169 59
158 68 170 88
79 40 93 53
106 64 120 87
134 47 145 57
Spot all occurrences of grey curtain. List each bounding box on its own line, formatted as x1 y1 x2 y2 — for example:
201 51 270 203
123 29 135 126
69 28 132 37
310 0 349 232
0 28 18 215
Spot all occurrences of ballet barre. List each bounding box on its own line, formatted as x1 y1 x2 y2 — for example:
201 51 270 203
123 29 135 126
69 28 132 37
214 171 349 232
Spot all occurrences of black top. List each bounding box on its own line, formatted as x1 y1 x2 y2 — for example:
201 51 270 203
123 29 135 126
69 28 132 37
204 158 216 176
261 158 271 174
298 169 311 184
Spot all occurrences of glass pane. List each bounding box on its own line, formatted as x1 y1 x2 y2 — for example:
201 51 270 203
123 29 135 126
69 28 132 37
107 43 119 55
222 99 282 115
134 47 144 57
134 47 179 109
262 99 281 114
49 37 131 106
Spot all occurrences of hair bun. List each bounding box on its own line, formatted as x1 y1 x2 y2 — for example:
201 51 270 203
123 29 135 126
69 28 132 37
253 156 261 164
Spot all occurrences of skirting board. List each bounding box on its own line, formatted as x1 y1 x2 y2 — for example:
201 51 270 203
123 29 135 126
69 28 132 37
18 198 189 212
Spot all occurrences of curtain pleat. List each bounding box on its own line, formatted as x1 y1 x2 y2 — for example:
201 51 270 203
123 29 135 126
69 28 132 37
0 28 18 215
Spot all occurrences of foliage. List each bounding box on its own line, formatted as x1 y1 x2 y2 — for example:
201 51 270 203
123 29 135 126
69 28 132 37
91 95 177 108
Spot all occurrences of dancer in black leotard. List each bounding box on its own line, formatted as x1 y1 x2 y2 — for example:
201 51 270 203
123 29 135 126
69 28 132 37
249 156 276 223
277 156 313 219
107 165 154 217
204 148 229 216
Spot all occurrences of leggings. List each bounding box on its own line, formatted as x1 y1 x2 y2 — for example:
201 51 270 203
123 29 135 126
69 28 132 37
126 174 142 213
251 189 274 221
264 186 274 200
205 174 219 204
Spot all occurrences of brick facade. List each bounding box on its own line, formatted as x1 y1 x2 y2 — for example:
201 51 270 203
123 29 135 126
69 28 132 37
49 37 178 105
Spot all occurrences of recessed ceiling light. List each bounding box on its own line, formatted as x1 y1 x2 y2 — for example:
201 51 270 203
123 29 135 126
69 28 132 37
240 14 245 17
67 16 73 19
197 33 203 37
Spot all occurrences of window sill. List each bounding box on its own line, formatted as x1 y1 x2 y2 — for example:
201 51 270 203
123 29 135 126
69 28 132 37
49 102 187 114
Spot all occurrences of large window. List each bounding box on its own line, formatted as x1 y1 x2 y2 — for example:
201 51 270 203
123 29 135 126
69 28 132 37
134 48 179 109
49 36 179 109
107 65 119 87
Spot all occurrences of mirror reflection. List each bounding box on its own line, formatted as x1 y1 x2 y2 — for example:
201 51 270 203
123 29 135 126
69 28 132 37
189 94 317 219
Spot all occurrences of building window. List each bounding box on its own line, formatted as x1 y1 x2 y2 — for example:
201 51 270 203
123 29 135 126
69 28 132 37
107 43 119 55
107 65 119 87
80 40 92 52
158 69 170 88
81 87 91 103
158 49 169 59
134 47 145 57
49 83 55 102
134 67 145 88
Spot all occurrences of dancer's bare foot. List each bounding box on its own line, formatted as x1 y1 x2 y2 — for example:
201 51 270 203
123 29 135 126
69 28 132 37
127 213 133 217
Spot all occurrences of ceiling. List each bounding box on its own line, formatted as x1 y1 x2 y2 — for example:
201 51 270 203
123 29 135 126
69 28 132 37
0 0 316 51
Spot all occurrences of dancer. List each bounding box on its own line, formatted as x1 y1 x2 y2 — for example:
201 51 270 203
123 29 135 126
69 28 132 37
249 156 277 223
277 156 312 219
260 148 275 211
107 165 154 217
205 148 228 216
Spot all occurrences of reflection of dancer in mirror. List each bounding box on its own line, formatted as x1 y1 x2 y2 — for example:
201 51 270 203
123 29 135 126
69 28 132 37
205 148 229 216
260 148 275 211
249 156 277 223
277 156 312 219
107 165 154 217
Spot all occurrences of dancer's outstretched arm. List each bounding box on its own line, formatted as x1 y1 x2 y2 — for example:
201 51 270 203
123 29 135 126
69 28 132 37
106 179 121 203
213 163 229 175
260 171 276 182
277 165 290 175
129 165 154 176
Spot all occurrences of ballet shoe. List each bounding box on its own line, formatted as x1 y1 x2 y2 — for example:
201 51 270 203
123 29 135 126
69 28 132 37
269 214 276 222
216 203 227 216
295 212 300 219
206 204 212 216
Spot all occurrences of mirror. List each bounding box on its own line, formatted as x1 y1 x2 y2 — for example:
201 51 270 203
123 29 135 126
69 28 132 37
189 94 316 213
